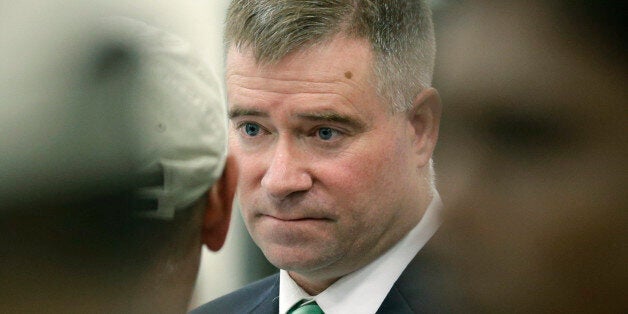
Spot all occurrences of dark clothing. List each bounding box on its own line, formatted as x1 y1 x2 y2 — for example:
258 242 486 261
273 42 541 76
191 229 452 314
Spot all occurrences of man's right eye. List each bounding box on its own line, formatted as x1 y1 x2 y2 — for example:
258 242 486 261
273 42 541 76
239 122 263 137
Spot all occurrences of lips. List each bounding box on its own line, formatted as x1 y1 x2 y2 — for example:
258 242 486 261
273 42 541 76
260 214 332 222
253 203 335 222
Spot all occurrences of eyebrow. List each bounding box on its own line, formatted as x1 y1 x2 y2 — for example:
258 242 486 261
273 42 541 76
296 112 366 131
228 107 367 131
228 107 269 119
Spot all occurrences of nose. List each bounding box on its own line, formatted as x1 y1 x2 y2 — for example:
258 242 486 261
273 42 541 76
261 139 313 200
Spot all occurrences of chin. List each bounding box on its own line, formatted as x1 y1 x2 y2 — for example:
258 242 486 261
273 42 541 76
263 246 339 273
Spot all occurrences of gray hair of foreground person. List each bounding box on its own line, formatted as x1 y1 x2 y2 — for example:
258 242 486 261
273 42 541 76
225 0 436 113
0 16 236 314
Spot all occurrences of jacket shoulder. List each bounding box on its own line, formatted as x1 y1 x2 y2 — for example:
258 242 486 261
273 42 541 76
190 274 279 314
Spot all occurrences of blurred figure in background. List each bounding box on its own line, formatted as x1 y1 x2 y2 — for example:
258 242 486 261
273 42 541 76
433 0 627 312
0 7 236 313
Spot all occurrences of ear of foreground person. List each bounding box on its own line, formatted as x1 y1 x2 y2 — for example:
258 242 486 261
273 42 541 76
0 11 236 314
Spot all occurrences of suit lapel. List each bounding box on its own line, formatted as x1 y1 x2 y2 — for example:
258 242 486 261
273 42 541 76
377 284 415 313
378 228 450 313
248 275 280 314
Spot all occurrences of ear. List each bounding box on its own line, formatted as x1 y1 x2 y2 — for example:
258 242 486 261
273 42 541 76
202 155 238 252
407 87 442 167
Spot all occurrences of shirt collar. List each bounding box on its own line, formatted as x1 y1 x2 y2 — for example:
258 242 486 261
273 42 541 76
279 193 443 314
279 270 312 314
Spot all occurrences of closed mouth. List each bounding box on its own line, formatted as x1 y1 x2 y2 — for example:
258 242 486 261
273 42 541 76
260 214 332 222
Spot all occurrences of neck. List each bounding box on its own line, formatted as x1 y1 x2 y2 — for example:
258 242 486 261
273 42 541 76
288 271 340 295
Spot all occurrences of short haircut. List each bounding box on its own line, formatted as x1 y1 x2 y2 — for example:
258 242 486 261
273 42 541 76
225 0 436 112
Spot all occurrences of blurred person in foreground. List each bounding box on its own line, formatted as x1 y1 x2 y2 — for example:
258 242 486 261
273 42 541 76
192 1 443 313
432 0 627 312
0 15 237 313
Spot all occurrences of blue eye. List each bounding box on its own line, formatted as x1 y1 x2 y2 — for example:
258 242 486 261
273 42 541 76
244 123 261 136
317 127 336 140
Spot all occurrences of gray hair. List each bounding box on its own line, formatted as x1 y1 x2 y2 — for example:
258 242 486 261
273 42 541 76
225 0 436 112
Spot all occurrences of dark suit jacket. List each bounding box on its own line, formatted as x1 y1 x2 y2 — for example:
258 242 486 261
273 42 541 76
191 230 451 314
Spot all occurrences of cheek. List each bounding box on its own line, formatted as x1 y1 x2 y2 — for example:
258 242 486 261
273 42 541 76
229 139 258 181
229 146 263 205
319 135 408 207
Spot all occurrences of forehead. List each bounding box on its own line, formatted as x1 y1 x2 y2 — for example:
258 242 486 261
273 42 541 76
226 34 374 84
224 35 388 121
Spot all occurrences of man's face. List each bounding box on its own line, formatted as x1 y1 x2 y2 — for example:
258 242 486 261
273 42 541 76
226 35 428 281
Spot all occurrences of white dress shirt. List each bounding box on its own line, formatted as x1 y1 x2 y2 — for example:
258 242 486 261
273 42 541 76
279 193 443 314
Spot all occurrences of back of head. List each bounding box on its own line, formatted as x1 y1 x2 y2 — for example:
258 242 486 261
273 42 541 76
0 9 227 313
225 0 436 111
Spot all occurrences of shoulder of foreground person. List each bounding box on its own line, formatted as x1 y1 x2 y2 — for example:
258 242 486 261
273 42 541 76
190 273 279 314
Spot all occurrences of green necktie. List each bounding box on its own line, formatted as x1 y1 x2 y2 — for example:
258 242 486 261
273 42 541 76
288 300 324 314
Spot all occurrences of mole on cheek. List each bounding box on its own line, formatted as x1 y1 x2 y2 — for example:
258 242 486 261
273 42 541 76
344 71 353 79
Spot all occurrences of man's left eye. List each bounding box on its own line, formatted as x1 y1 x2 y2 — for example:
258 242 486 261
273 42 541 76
317 127 338 140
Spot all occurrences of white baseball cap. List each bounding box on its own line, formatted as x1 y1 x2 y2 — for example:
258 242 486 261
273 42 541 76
0 14 225 217
102 17 227 219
